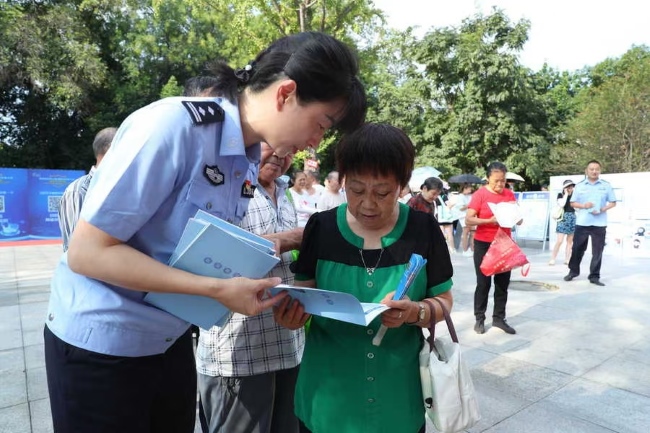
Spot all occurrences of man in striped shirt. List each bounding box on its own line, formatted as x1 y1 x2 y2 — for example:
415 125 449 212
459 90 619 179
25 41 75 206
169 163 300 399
196 142 304 433
57 127 116 251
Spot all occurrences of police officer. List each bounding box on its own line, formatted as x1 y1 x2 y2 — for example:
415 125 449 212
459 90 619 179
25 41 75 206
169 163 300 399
564 159 617 286
44 31 366 433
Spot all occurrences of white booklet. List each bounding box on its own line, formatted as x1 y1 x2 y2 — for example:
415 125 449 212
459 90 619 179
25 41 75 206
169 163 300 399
268 285 390 326
488 202 522 228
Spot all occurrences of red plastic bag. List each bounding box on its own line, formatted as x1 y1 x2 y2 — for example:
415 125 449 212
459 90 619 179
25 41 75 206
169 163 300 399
480 229 530 276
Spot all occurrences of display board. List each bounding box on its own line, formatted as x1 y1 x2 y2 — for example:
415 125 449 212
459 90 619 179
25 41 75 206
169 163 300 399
515 191 550 242
0 167 84 241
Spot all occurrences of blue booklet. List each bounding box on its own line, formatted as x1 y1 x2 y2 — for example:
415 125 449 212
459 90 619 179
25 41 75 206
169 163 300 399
144 211 280 329
268 254 428 326
268 285 390 326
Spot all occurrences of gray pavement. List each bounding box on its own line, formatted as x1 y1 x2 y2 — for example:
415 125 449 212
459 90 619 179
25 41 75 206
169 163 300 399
1 242 649 433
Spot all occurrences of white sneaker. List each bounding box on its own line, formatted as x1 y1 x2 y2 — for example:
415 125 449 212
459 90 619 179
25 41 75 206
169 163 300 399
548 259 555 265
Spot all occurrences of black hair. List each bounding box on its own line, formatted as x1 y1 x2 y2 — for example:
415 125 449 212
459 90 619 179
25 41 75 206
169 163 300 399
486 161 507 178
92 127 117 158
336 123 414 188
421 177 443 192
459 182 472 192
206 31 366 133
183 76 220 97
586 159 602 167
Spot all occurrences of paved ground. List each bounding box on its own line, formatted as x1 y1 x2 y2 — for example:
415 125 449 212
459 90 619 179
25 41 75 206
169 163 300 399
1 242 649 433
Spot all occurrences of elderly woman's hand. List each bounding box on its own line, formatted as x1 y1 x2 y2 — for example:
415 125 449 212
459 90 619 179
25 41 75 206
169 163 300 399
273 296 311 330
380 292 417 328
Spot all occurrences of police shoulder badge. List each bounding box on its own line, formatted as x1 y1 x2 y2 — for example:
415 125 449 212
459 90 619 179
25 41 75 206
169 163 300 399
204 165 225 186
182 100 225 125
241 180 256 198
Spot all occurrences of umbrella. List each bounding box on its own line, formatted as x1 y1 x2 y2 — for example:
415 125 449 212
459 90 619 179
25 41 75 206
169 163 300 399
506 172 525 182
448 174 483 184
409 166 441 192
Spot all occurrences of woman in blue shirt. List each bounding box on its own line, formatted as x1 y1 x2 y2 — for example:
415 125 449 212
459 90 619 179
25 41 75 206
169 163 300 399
44 32 366 433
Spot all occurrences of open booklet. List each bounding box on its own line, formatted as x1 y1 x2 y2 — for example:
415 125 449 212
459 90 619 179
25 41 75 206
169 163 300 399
488 202 523 228
269 285 390 326
144 210 280 329
269 254 428 327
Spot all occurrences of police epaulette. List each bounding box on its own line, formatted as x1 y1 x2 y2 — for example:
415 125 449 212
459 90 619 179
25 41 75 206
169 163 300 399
181 100 225 125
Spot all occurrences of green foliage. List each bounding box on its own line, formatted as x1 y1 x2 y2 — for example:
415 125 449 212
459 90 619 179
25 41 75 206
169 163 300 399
2 1 648 185
160 76 183 98
562 46 650 173
0 0 382 169
409 9 552 184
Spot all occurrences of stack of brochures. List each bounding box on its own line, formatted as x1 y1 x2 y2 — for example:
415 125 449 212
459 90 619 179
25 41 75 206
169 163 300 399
144 210 280 329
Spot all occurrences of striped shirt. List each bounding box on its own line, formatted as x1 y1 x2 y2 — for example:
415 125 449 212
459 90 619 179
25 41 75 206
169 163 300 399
58 166 95 252
196 178 305 377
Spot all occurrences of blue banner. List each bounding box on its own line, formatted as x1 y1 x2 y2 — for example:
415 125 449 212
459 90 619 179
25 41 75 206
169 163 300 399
0 168 86 241
0 168 30 240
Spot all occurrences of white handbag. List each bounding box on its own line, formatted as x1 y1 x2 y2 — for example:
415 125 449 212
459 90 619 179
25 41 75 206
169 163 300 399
552 194 568 220
419 298 481 433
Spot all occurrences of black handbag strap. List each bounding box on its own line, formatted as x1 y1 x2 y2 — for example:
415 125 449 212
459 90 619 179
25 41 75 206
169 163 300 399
422 298 458 352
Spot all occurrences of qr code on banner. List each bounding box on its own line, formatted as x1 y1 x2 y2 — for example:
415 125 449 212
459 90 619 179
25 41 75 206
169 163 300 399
48 195 62 213
0 196 4 213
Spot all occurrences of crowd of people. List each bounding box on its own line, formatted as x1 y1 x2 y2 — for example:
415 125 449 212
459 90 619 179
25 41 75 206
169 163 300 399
47 30 618 433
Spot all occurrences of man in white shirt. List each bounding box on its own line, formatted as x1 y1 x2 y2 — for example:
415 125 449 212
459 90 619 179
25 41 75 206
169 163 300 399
317 171 346 211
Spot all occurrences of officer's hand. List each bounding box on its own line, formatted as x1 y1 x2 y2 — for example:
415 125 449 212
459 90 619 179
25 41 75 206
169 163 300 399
214 277 285 316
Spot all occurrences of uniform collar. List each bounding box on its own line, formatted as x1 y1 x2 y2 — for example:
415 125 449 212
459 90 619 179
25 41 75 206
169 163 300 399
217 98 260 163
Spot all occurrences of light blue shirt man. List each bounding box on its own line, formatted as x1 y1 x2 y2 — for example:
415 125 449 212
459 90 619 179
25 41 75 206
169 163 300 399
46 97 260 356
571 178 616 227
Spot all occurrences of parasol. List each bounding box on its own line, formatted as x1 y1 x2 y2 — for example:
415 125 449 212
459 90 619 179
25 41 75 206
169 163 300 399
448 174 483 184
408 167 441 192
506 172 525 182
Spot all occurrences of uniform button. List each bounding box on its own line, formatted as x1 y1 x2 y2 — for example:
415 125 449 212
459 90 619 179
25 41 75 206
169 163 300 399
206 202 212 210
368 398 375 403
234 171 242 178
367 376 374 382
366 329 374 335
48 313 54 321
366 281 374 288
165 337 173 342
367 353 374 359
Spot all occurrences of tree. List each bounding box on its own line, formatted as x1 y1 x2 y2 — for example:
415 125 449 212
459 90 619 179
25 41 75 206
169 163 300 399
1 0 232 168
411 9 552 183
1 0 383 170
563 46 650 173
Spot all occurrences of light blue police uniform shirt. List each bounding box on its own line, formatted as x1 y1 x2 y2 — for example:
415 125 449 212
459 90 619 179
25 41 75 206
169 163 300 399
570 178 616 227
46 97 261 357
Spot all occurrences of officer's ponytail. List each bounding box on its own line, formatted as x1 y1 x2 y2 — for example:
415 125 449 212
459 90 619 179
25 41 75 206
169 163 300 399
205 31 366 134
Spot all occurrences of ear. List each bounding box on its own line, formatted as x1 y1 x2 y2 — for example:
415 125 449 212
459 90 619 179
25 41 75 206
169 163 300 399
275 79 298 111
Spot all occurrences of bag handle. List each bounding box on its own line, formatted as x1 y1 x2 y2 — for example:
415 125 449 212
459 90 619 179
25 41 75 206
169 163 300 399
422 298 458 352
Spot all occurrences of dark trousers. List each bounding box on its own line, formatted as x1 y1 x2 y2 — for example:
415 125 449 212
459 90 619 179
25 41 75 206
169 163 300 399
568 225 607 280
44 325 196 433
198 366 300 433
473 239 511 320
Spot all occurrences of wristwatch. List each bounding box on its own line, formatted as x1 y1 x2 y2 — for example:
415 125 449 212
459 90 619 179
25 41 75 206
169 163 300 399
417 302 427 323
